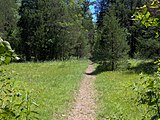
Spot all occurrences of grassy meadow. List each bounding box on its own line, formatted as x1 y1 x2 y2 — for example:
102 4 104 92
95 59 156 119
3 59 157 119
5 60 88 120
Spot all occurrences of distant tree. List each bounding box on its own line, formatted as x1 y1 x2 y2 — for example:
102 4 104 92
95 0 145 58
81 0 95 55
93 13 129 70
95 0 109 27
18 0 72 60
133 0 160 58
37 0 69 60
17 0 94 61
133 24 160 59
0 0 18 42
18 0 39 61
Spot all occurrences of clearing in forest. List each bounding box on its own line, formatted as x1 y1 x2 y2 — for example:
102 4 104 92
5 60 88 120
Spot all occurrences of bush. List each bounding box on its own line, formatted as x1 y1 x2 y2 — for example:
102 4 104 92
133 60 160 119
0 74 39 119
0 37 38 119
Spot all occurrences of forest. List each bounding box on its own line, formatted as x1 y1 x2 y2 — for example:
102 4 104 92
0 0 160 119
1 0 160 62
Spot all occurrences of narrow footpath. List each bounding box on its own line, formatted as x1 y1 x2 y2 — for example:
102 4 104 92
67 64 96 120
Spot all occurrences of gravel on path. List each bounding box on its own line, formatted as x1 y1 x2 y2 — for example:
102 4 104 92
67 64 96 120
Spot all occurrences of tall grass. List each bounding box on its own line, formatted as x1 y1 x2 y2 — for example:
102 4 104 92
5 60 88 120
95 59 154 119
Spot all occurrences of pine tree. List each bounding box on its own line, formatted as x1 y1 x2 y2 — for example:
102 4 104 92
18 0 70 60
18 0 39 61
17 0 95 61
81 0 95 56
110 0 146 57
93 13 129 70
135 24 160 58
65 0 94 59
95 0 145 58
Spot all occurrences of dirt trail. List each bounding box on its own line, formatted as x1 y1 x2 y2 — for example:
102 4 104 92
67 64 96 120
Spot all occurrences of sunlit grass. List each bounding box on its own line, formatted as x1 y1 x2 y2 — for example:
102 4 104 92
95 59 153 119
6 60 88 120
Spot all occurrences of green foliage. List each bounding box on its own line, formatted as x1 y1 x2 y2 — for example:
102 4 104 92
133 0 160 38
17 0 94 61
135 36 160 59
93 13 129 71
131 20 160 59
96 0 146 57
0 37 38 119
131 1 160 119
134 6 158 28
0 0 18 38
0 37 17 65
133 61 160 119
0 77 39 119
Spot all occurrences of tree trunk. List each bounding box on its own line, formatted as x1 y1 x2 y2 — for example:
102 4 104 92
111 32 114 71
111 60 114 71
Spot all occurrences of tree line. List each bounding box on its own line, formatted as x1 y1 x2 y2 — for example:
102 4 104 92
91 0 160 70
0 0 160 69
0 0 95 61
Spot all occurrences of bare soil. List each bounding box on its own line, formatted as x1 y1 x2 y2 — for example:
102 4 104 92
67 64 96 120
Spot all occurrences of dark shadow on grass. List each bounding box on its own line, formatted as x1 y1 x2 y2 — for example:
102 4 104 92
85 63 112 75
128 61 157 75
86 60 158 75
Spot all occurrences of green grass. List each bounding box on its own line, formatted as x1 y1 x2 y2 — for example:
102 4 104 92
5 60 88 120
95 60 154 119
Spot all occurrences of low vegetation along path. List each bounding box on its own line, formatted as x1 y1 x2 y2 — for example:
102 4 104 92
67 63 96 120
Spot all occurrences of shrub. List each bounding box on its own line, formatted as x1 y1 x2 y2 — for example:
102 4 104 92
0 37 39 119
133 60 160 119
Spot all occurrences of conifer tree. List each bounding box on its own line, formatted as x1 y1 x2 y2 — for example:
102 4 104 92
95 0 145 58
17 0 94 61
18 0 39 61
93 13 129 70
